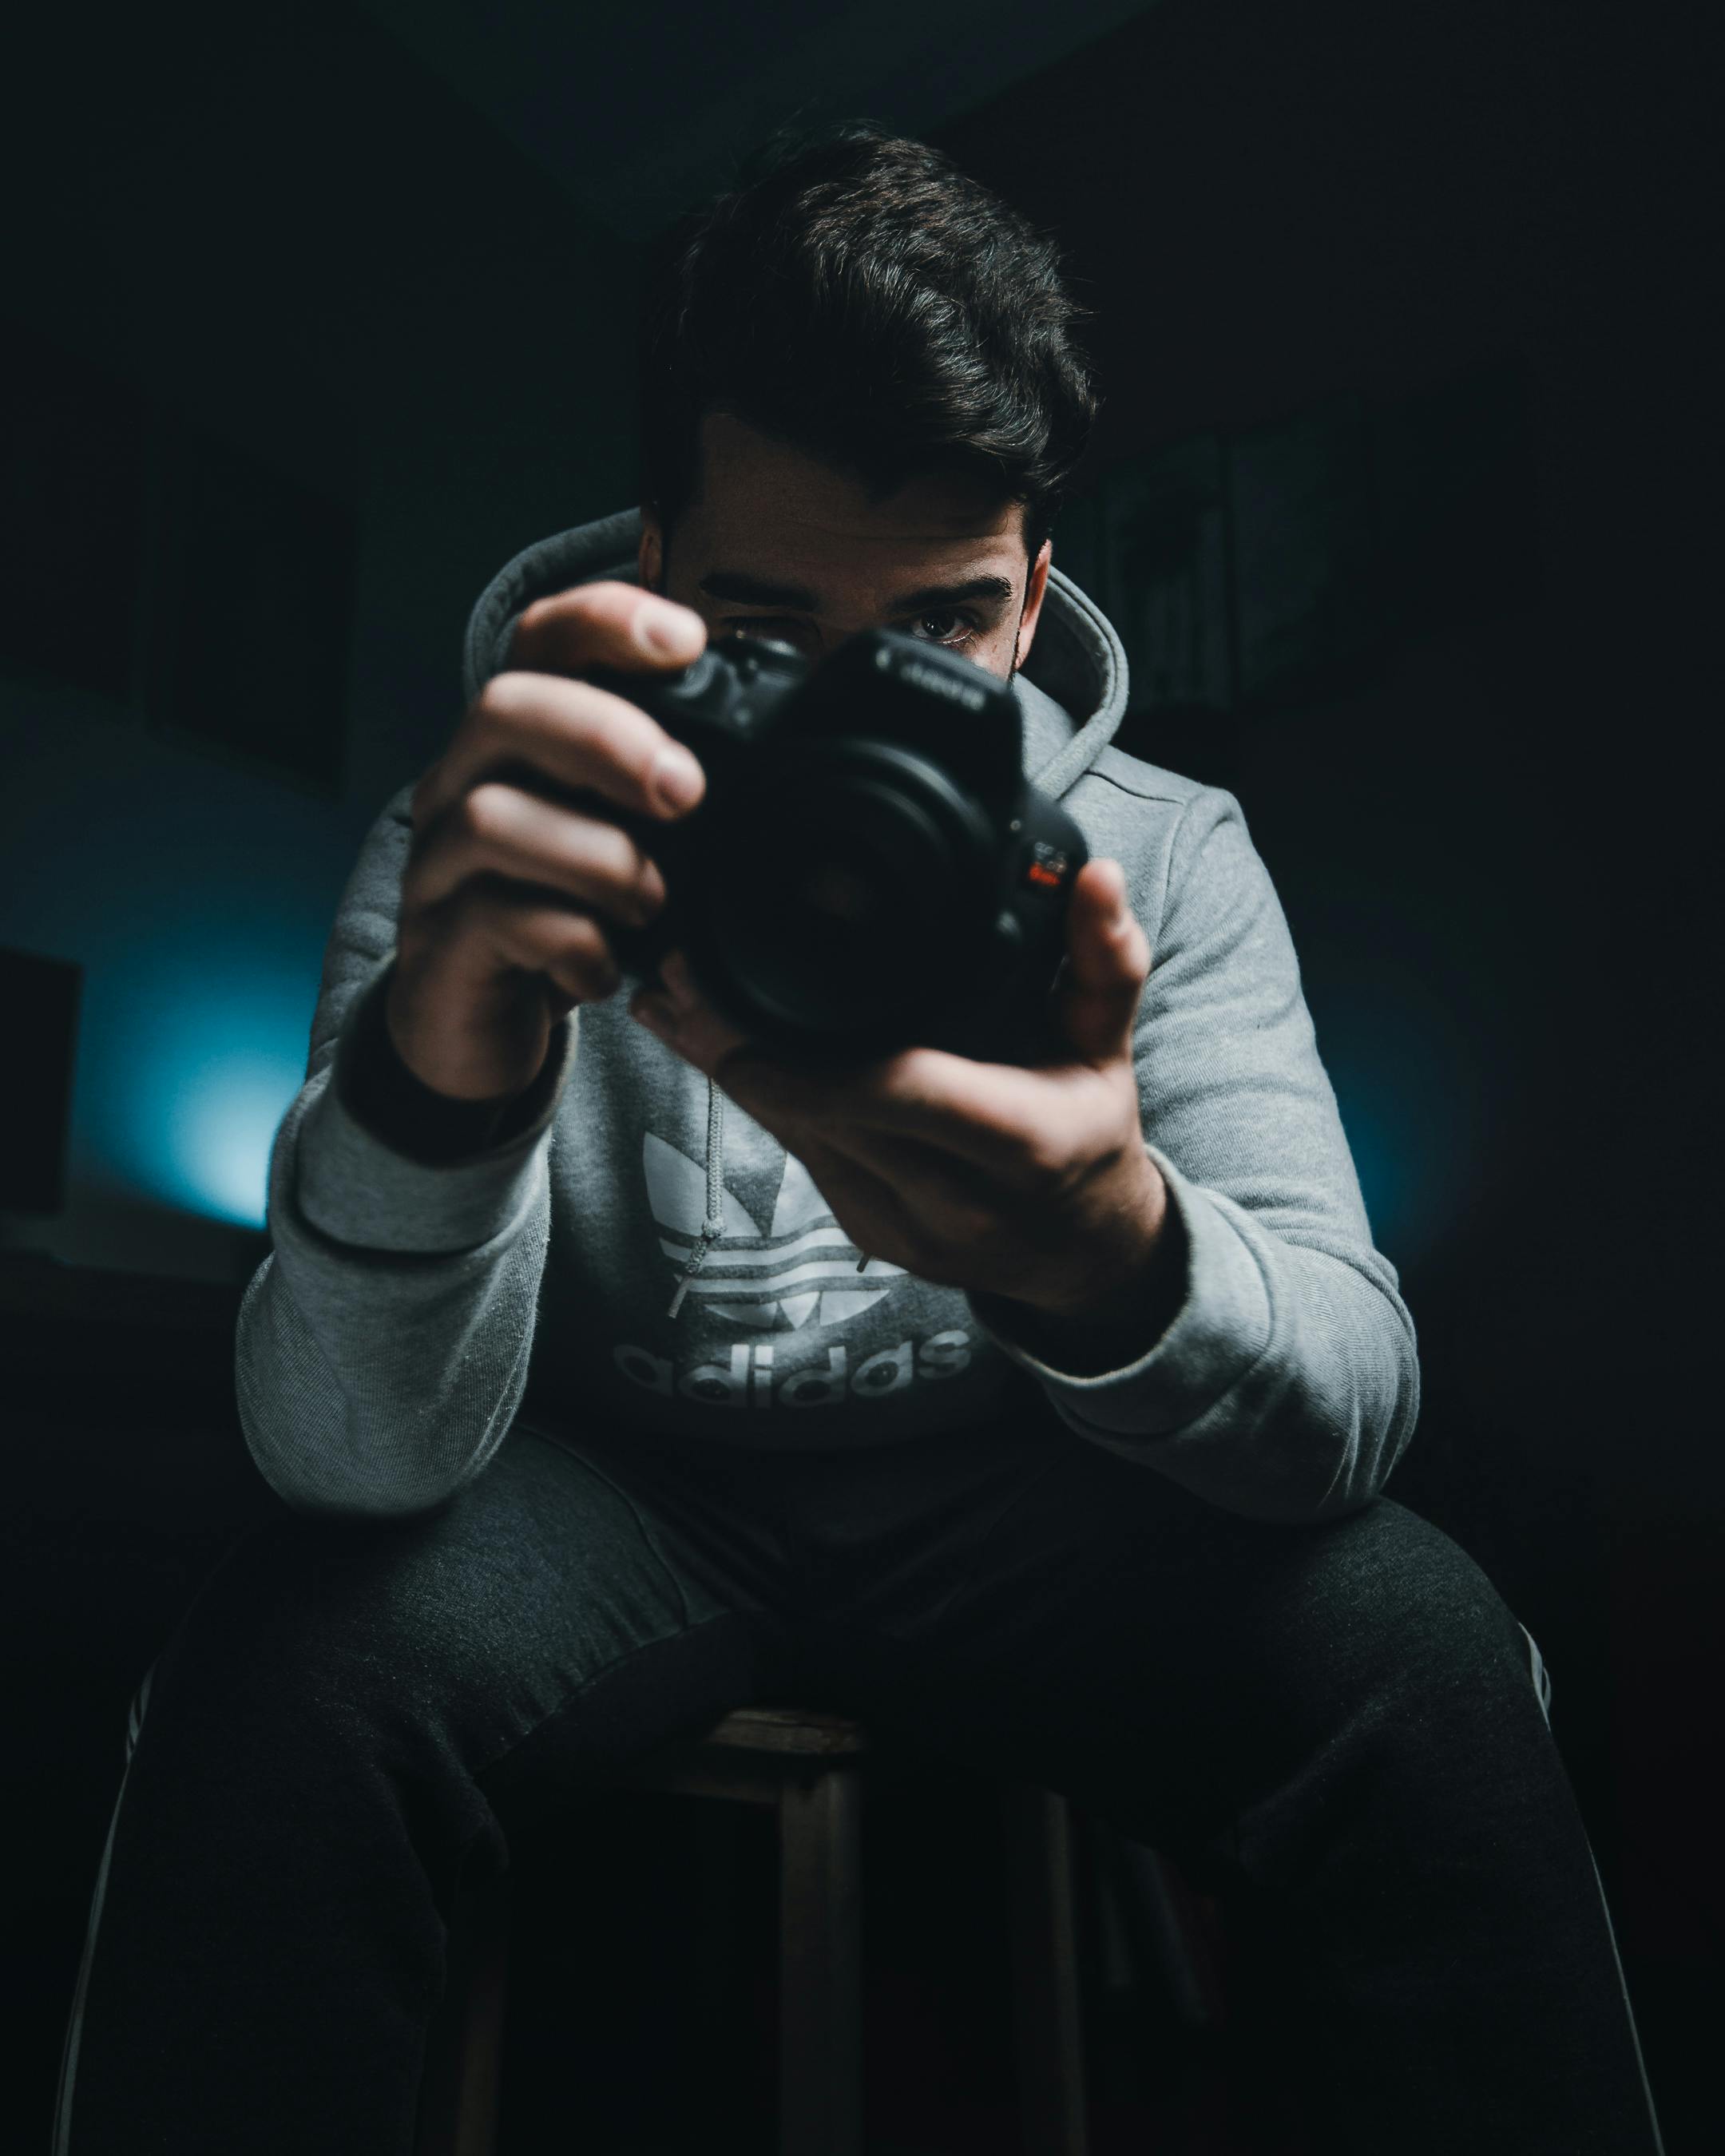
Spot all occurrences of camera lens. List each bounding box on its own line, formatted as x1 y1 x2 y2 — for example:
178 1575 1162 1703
796 856 881 929
701 741 996 1046
779 789 934 981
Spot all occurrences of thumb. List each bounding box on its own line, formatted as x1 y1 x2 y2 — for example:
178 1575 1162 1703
1055 858 1152 1065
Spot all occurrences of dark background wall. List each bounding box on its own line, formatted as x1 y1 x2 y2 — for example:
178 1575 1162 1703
0 0 639 1280
3 1 1717 2148
931 0 1720 2133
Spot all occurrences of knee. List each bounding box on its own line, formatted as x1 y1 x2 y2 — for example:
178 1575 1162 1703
1303 1501 1547 1733
147 1504 492 1757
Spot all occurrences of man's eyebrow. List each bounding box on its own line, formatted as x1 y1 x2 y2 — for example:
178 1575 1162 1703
698 569 820 609
887 574 1016 614
697 569 1017 614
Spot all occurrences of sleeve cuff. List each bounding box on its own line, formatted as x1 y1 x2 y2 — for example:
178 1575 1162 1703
338 960 570 1162
291 960 577 1254
965 1145 1274 1440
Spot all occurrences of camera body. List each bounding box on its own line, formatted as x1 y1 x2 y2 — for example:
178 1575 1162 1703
581 625 1089 1066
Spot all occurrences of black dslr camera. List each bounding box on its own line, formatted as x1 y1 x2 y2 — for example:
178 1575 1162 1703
580 626 1089 1067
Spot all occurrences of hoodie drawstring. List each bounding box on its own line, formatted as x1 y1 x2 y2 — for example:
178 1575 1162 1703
668 1077 730 1318
666 1072 872 1316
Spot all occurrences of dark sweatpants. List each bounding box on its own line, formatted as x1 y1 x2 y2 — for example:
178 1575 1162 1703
54 1401 1665 2153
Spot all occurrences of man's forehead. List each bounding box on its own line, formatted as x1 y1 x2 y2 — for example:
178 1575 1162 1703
688 411 1025 565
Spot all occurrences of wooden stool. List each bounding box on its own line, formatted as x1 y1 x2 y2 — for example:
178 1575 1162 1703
416 1703 1089 2156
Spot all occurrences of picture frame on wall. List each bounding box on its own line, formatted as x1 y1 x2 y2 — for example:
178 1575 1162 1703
1049 487 1105 613
0 322 357 797
0 320 147 706
1085 373 1536 730
141 415 355 799
1098 434 1234 716
1227 394 1378 712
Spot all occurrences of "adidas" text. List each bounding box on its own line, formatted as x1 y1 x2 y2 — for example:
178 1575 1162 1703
613 1330 973 1408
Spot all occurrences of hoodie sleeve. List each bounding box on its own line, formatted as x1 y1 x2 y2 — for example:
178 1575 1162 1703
234 783 577 1518
966 785 1419 1524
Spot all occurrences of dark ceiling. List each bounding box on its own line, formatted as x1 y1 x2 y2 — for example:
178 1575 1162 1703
357 0 1160 239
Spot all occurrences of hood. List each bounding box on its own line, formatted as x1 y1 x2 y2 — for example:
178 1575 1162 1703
460 505 1133 1322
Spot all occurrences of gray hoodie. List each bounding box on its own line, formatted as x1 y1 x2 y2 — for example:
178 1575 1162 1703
236 506 1418 1522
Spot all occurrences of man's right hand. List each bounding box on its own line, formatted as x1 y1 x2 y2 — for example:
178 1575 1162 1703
385 581 709 1104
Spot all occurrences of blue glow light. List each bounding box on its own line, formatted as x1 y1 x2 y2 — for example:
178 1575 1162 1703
1326 1077 1418 1258
1314 986 1486 1270
76 953 317 1231
0 692 372 1244
158 1043 305 1226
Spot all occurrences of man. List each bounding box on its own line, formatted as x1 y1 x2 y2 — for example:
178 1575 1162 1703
57 124 1663 2152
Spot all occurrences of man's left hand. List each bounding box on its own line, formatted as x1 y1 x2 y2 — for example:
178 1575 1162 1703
628 856 1173 1332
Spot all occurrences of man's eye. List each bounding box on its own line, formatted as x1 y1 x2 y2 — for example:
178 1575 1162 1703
906 611 977 648
723 616 815 649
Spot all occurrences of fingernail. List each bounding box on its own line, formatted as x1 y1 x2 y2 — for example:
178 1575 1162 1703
636 604 702 657
652 747 704 813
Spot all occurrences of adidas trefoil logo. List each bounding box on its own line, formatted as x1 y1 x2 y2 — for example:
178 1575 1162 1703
643 1131 906 1331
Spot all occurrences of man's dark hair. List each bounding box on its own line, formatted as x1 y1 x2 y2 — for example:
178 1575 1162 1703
636 121 1097 565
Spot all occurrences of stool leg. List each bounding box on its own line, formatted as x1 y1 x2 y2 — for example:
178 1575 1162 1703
692 1801 748 2091
1005 1785 1089 2156
415 1869 509 2156
778 1768 863 2156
